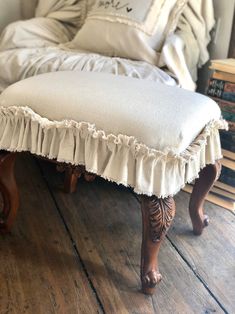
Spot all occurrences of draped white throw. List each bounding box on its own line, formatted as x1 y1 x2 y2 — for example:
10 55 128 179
0 0 215 92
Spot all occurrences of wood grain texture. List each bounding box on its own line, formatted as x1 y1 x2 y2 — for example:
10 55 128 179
0 151 19 233
169 191 235 314
40 160 224 314
0 155 102 314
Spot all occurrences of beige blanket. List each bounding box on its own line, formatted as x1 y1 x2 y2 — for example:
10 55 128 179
161 0 215 90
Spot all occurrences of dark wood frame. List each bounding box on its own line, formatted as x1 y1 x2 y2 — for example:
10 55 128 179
0 150 221 295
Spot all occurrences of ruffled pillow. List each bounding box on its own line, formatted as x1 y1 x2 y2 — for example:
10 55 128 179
69 0 188 65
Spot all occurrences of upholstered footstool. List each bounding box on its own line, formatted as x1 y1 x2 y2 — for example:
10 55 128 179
0 71 227 294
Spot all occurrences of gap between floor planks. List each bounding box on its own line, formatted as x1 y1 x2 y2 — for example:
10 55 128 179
133 191 235 314
37 156 230 314
0 155 103 314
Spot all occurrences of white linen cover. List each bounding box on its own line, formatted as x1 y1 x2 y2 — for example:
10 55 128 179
0 71 227 197
0 46 177 94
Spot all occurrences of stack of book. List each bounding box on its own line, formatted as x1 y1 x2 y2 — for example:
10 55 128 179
207 59 235 211
183 59 235 212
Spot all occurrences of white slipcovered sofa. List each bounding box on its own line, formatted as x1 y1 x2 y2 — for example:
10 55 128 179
0 0 215 94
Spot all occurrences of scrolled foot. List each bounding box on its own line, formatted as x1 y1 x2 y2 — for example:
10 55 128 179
142 270 162 294
191 210 210 236
192 214 210 236
189 162 221 236
204 215 209 227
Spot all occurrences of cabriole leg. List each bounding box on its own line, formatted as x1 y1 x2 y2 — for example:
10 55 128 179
64 168 81 194
56 164 83 194
84 172 96 182
189 161 221 236
0 151 19 234
140 195 176 295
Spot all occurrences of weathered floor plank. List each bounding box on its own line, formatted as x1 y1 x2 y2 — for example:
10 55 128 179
134 190 235 314
168 191 235 314
0 156 103 314
40 160 225 314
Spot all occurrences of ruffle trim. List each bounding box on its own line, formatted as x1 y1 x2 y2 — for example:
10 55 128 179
87 0 188 36
0 106 228 198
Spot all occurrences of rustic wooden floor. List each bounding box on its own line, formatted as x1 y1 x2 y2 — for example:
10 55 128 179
0 155 234 314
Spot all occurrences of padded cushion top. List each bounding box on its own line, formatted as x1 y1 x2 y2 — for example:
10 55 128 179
0 71 221 154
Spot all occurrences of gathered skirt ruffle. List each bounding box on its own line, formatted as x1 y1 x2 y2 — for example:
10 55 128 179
0 106 227 198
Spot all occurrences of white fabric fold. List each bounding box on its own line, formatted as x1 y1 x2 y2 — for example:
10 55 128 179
181 0 215 67
161 33 197 91
161 0 215 88
0 47 177 93
35 0 87 33
0 106 227 198
0 18 73 51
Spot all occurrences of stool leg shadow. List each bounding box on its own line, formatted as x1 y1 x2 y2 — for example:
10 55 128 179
140 195 176 295
189 161 221 236
0 151 19 234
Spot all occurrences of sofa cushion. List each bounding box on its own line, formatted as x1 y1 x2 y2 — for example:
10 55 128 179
69 0 188 64
0 71 226 197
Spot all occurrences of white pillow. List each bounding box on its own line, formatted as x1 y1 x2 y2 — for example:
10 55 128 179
70 0 188 65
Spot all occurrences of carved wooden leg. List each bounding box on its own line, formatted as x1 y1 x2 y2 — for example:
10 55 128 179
56 164 83 194
0 151 19 234
141 195 176 295
64 167 82 194
84 172 96 182
189 161 221 236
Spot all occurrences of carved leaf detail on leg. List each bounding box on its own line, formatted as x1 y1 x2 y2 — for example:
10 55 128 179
141 195 176 294
148 196 175 243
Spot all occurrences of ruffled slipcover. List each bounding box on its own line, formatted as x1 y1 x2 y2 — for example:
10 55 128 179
0 71 227 198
